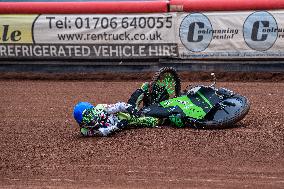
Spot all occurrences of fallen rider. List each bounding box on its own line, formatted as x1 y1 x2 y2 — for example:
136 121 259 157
73 101 159 137
73 82 187 137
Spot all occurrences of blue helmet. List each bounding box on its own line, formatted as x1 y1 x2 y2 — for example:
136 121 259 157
73 102 94 124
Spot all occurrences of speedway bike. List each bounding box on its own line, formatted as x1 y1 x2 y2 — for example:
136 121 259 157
140 67 250 129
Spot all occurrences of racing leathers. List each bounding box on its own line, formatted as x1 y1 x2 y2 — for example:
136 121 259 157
79 102 159 137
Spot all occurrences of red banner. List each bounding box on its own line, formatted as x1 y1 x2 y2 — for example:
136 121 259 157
170 0 284 12
0 1 167 14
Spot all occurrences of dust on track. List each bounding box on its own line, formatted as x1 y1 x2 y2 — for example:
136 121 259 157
0 80 283 188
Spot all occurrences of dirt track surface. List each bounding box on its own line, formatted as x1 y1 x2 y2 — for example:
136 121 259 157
0 80 283 188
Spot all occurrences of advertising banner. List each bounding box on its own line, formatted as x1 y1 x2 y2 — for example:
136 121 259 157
2 11 284 60
0 14 177 59
177 11 284 59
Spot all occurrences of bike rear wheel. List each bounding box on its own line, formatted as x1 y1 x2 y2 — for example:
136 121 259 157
149 67 181 105
194 94 250 129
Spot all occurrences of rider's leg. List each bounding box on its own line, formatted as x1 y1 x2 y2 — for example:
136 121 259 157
128 116 160 128
117 112 160 128
141 104 186 127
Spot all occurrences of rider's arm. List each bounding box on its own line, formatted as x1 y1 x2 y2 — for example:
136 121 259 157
80 127 103 137
80 114 128 137
106 102 131 114
98 124 120 136
106 102 140 116
80 124 121 137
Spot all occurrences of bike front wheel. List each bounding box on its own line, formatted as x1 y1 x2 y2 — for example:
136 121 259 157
149 67 181 105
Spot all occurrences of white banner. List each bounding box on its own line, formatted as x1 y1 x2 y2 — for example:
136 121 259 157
0 14 178 59
177 11 284 59
31 14 178 58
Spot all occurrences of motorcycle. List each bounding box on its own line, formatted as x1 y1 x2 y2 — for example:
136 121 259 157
139 67 250 129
